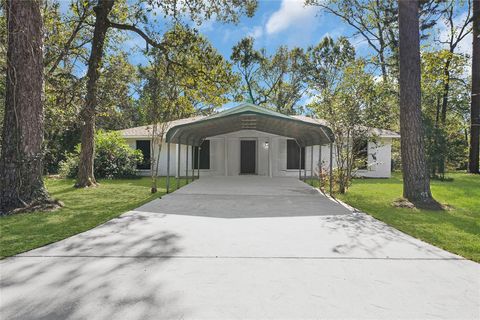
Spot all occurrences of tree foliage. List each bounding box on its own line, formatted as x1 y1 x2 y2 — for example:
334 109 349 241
139 25 237 192
421 50 471 176
231 37 307 114
59 130 142 179
306 38 381 193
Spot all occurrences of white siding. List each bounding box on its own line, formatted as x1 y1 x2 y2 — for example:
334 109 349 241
125 132 393 178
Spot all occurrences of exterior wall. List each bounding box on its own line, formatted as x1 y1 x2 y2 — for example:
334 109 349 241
355 137 392 178
125 132 393 178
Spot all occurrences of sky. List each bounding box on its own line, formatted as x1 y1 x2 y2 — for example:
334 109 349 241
118 0 472 109
123 0 472 70
125 0 370 67
58 0 472 108
57 0 473 75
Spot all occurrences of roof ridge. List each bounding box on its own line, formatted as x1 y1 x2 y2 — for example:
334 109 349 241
206 102 292 120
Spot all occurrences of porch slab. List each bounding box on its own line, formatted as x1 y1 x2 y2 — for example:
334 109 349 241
142 176 350 218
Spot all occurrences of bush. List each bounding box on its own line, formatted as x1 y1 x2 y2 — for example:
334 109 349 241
59 130 143 179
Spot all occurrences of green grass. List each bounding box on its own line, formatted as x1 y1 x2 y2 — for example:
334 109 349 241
0 177 188 258
317 173 480 262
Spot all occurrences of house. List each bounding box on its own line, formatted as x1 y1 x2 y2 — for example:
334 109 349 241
119 103 399 181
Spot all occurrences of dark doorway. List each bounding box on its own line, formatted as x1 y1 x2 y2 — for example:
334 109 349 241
193 140 210 169
240 140 256 174
136 140 151 170
286 139 305 169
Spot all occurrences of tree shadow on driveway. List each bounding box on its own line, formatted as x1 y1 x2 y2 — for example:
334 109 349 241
0 212 188 320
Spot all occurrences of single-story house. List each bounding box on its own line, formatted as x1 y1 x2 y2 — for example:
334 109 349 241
119 103 399 181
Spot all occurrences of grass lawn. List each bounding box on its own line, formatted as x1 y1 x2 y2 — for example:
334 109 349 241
0 177 188 258
330 173 479 262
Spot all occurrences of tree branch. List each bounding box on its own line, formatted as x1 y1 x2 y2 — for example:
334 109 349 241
107 20 167 52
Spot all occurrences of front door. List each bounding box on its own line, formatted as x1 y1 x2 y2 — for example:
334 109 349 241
240 140 256 174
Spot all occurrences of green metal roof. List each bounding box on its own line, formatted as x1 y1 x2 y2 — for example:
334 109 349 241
166 103 334 146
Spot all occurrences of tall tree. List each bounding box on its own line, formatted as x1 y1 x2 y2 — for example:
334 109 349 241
75 0 257 187
260 47 308 114
430 0 473 176
76 0 115 187
398 0 438 208
230 37 264 103
231 37 307 114
0 5 6 143
305 0 399 81
139 26 237 192
469 0 480 173
0 0 56 214
309 60 377 193
421 50 471 175
306 0 441 82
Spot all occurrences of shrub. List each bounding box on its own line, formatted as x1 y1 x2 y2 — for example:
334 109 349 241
59 130 143 179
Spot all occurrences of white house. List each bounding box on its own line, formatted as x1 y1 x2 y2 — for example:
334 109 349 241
119 103 399 181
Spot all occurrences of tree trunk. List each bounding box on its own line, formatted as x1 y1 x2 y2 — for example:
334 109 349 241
75 0 115 187
0 0 55 214
469 0 480 174
398 0 438 208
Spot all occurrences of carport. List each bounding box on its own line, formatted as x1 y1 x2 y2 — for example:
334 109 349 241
164 103 335 193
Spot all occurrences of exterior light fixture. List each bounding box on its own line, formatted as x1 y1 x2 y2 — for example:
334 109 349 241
264 141 269 149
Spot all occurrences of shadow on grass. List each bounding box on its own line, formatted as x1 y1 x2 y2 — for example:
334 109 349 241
337 173 480 262
0 177 189 258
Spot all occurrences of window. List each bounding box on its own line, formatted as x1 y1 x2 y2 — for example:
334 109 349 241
193 140 210 169
286 139 305 169
136 140 151 170
353 138 368 170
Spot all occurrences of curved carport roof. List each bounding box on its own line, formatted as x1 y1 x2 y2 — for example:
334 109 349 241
165 103 334 147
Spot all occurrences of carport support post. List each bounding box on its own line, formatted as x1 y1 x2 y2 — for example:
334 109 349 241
310 145 314 185
166 141 170 194
318 144 322 177
304 150 307 181
191 145 195 181
329 142 333 195
176 143 181 191
197 146 201 179
298 146 302 180
185 144 189 183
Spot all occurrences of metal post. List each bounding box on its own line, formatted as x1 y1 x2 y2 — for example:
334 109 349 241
267 138 271 177
318 144 322 177
191 145 195 181
310 145 314 184
197 145 201 179
224 137 228 176
185 144 189 183
329 142 333 194
298 145 302 180
304 147 307 181
176 143 180 190
166 141 170 193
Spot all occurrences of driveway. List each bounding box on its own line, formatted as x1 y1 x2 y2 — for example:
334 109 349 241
1 176 479 319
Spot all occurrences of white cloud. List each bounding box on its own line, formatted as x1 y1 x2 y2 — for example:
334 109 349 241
266 0 317 35
318 28 344 41
248 26 264 39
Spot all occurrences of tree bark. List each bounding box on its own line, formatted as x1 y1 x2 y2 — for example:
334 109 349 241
75 0 114 187
0 0 55 214
469 0 480 174
398 0 438 207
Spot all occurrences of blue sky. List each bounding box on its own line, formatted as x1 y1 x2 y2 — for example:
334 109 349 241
123 0 472 68
58 0 471 109
125 0 369 67
57 0 472 74
120 0 472 110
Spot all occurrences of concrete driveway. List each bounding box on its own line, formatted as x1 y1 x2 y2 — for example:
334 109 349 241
1 176 479 319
